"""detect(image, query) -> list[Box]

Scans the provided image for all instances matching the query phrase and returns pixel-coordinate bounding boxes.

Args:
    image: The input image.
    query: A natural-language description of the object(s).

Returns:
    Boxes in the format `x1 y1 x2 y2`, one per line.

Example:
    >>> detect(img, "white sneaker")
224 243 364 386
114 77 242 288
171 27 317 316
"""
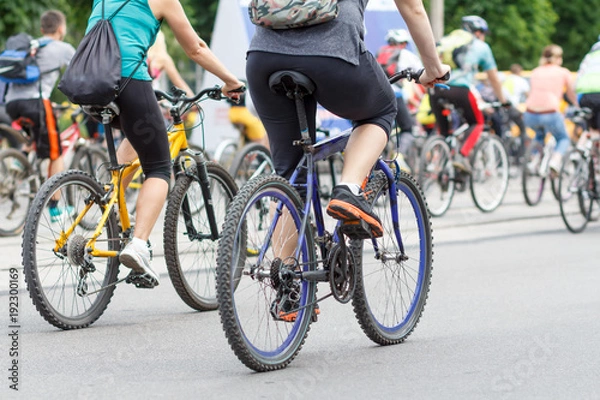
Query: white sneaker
119 238 159 285
548 152 563 175
452 153 472 174
527 153 541 175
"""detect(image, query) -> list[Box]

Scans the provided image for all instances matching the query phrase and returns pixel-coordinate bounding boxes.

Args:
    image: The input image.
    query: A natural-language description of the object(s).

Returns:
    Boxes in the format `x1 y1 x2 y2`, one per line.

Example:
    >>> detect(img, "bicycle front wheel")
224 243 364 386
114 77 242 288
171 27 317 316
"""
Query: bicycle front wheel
216 174 317 372
418 136 455 217
163 162 237 311
352 170 433 344
558 149 594 233
228 142 274 187
22 170 120 329
0 148 35 236
470 135 509 212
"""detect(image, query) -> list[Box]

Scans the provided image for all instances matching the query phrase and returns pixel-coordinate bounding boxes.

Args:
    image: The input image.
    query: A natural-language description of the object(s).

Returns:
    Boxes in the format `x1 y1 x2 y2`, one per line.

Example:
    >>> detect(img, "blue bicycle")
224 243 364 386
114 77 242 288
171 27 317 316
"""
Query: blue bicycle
216 69 434 371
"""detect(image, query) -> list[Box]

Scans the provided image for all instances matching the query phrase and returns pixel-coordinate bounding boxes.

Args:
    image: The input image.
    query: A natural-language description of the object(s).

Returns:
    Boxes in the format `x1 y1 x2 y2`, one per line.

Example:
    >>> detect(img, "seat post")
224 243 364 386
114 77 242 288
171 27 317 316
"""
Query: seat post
100 110 119 168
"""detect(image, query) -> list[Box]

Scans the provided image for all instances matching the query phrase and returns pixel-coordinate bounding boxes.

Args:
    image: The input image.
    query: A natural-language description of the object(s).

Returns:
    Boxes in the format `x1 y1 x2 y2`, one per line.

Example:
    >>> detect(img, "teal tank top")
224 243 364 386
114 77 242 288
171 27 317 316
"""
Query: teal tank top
87 0 161 81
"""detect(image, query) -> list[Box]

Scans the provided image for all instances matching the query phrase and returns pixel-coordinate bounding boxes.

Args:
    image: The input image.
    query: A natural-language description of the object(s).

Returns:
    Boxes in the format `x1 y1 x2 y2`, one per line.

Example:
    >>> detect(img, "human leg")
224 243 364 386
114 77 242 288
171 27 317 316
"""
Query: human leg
115 80 171 281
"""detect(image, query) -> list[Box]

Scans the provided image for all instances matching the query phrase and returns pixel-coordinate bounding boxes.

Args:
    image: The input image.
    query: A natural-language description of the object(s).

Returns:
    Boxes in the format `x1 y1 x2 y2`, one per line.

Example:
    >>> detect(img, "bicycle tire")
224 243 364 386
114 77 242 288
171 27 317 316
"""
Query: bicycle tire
0 148 36 237
351 170 433 345
163 162 237 311
521 140 546 206
228 142 274 186
213 139 238 170
470 135 509 212
0 123 26 150
22 170 120 329
418 136 455 217
558 149 594 233
70 144 110 182
216 174 317 372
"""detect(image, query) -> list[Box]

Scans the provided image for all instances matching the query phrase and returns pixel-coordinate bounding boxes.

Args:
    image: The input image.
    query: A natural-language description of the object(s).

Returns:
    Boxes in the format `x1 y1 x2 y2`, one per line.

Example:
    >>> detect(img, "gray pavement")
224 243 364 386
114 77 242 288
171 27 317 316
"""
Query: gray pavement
0 175 570 291
1 175 599 399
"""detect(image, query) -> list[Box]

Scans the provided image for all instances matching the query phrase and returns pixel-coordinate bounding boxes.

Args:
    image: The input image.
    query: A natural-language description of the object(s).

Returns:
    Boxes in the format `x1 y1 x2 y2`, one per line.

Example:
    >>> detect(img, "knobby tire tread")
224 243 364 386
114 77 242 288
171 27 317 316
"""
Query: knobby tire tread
22 170 119 329
163 162 237 311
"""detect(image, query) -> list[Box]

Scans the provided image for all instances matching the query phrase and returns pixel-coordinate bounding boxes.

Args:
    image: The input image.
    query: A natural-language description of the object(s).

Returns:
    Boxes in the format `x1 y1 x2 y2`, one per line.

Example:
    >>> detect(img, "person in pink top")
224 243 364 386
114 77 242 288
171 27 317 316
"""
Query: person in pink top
523 44 578 172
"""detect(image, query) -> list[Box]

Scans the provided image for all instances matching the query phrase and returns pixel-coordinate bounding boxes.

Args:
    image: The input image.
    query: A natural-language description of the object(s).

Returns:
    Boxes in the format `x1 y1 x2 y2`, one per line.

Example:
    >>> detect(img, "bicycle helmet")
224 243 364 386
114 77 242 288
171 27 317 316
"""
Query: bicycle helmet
461 15 489 34
385 29 411 45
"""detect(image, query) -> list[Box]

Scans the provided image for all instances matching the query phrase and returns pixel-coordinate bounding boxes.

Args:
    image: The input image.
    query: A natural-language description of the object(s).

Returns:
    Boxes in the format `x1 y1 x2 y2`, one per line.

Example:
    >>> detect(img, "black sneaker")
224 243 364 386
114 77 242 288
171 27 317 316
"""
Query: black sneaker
326 185 383 238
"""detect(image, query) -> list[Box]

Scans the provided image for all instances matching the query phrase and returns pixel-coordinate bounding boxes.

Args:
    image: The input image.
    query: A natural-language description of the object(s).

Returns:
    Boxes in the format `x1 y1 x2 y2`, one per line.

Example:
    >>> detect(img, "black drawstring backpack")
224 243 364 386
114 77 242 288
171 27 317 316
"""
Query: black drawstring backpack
58 0 146 106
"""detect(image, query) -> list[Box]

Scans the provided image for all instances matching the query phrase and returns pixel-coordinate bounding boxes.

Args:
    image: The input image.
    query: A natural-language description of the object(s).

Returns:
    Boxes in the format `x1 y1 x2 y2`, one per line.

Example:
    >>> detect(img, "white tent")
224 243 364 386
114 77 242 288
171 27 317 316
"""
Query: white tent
193 0 409 152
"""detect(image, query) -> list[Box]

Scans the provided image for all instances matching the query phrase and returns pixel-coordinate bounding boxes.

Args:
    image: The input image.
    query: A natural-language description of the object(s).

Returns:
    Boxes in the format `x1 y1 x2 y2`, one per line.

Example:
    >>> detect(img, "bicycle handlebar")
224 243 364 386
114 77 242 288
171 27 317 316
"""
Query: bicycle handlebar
154 85 226 104
389 68 451 87
154 85 247 105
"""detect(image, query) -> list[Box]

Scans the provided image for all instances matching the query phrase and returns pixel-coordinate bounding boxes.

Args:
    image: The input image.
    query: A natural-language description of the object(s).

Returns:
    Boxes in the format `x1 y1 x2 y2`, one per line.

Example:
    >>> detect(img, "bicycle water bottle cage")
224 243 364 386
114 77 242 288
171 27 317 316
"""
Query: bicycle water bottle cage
268 71 315 100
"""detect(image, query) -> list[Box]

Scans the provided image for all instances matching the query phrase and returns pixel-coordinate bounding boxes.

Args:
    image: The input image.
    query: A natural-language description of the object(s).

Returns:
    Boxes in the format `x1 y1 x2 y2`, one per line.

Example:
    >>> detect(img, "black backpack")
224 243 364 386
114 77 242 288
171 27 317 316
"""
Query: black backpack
58 0 145 106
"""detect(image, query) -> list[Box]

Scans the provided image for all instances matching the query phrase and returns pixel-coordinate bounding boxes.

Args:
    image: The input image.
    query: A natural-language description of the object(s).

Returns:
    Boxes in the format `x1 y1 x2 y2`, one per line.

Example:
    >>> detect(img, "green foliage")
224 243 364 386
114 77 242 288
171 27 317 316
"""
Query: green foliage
551 0 600 70
443 0 557 71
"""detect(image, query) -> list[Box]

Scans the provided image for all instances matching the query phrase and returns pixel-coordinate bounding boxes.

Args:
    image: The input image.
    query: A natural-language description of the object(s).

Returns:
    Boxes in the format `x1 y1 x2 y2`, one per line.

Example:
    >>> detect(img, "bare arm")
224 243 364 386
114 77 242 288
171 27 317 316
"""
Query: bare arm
149 0 243 97
394 0 450 87
486 68 507 104
565 73 578 106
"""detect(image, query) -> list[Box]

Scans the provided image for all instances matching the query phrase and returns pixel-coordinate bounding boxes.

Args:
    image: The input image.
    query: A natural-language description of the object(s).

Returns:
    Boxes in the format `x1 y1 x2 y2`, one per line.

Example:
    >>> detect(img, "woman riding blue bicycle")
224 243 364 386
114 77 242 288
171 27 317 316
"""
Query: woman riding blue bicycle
246 0 450 239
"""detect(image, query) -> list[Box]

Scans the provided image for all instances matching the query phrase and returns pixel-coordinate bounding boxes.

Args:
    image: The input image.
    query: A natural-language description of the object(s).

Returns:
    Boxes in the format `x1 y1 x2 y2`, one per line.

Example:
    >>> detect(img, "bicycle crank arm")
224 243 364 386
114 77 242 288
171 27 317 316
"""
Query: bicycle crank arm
80 275 129 297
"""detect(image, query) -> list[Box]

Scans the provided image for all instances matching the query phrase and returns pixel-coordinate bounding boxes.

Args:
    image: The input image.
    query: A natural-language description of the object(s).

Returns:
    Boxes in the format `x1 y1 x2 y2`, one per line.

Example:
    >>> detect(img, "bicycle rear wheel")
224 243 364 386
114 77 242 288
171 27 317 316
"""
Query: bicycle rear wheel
216 175 316 371
351 170 433 344
22 170 120 329
558 149 594 233
470 135 509 212
228 142 274 187
163 162 237 311
0 148 35 236
521 140 546 206
418 136 455 217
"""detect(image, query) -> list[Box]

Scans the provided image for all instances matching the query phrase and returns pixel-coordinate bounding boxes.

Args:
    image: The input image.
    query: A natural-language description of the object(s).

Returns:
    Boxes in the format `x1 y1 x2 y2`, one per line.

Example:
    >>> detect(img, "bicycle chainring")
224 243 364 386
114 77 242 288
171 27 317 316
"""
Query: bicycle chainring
328 243 355 304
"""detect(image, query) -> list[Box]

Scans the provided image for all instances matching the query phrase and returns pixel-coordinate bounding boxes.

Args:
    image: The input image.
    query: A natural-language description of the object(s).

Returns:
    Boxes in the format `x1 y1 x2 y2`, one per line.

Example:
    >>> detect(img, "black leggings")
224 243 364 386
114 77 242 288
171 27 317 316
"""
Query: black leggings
111 79 171 183
246 51 397 181
579 93 600 130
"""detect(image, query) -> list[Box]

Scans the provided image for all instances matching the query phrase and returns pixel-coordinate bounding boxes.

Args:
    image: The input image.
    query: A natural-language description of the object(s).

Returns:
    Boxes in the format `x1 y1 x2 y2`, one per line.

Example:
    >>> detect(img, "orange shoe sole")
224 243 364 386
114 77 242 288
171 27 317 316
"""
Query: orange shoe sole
326 200 383 237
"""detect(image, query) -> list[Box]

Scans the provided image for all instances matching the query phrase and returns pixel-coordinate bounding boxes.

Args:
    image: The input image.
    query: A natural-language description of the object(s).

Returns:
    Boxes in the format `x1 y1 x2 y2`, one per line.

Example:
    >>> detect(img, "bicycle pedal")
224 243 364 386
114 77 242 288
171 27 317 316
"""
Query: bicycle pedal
125 272 159 289
339 219 372 239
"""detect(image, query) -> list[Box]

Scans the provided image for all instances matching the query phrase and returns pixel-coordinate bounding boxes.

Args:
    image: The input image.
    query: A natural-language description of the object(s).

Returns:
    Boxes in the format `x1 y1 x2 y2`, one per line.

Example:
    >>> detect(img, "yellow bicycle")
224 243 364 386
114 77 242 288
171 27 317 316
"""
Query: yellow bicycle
22 86 238 330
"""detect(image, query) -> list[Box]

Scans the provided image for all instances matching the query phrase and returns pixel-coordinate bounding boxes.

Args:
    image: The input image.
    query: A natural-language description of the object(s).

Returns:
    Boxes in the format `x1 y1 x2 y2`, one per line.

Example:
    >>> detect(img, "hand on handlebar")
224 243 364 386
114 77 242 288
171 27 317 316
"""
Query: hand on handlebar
222 81 246 104
417 64 452 88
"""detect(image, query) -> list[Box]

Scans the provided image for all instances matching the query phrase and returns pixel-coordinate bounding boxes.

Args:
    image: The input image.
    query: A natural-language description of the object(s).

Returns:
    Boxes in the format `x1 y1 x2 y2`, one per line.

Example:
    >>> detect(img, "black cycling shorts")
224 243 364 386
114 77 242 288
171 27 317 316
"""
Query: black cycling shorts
579 93 600 130
246 51 397 181
111 79 171 183
6 98 61 160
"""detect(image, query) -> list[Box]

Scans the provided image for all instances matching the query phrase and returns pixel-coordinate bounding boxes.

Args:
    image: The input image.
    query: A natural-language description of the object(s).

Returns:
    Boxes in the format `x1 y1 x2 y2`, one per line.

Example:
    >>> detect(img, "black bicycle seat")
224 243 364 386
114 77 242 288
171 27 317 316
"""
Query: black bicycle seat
82 102 120 121
268 71 316 99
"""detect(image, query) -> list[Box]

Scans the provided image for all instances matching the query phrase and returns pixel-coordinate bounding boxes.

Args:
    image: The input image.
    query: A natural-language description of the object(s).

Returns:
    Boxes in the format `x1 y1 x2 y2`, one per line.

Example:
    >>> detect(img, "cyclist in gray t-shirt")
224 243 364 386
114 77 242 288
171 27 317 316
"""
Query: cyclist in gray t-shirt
5 10 75 172
246 0 450 236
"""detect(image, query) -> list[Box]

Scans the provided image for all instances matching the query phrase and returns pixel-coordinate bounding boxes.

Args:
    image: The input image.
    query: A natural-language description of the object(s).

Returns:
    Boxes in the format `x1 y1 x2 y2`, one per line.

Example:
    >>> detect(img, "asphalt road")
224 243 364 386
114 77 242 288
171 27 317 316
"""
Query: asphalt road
1 177 599 399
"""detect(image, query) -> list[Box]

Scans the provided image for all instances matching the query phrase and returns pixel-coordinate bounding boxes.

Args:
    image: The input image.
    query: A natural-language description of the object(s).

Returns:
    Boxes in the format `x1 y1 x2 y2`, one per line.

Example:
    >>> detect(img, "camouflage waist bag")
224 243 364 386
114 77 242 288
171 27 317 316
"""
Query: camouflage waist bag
248 0 339 30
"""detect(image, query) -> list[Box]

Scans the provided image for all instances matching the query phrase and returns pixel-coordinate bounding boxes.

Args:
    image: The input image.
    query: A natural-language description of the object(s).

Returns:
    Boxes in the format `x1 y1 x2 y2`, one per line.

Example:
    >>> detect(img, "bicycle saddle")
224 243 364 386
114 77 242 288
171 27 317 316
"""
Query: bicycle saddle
268 71 315 99
82 102 120 122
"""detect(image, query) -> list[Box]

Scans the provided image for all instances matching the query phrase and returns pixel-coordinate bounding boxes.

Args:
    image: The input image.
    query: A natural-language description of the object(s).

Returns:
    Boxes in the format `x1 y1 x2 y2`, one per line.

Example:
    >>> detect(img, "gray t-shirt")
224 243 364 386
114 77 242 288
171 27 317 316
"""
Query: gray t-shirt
5 39 75 102
248 0 368 66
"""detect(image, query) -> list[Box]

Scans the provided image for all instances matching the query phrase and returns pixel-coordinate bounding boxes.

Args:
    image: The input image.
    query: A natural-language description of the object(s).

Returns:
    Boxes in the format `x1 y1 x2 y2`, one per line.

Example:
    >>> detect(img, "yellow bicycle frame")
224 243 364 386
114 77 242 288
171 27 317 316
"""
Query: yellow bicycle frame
53 120 190 258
